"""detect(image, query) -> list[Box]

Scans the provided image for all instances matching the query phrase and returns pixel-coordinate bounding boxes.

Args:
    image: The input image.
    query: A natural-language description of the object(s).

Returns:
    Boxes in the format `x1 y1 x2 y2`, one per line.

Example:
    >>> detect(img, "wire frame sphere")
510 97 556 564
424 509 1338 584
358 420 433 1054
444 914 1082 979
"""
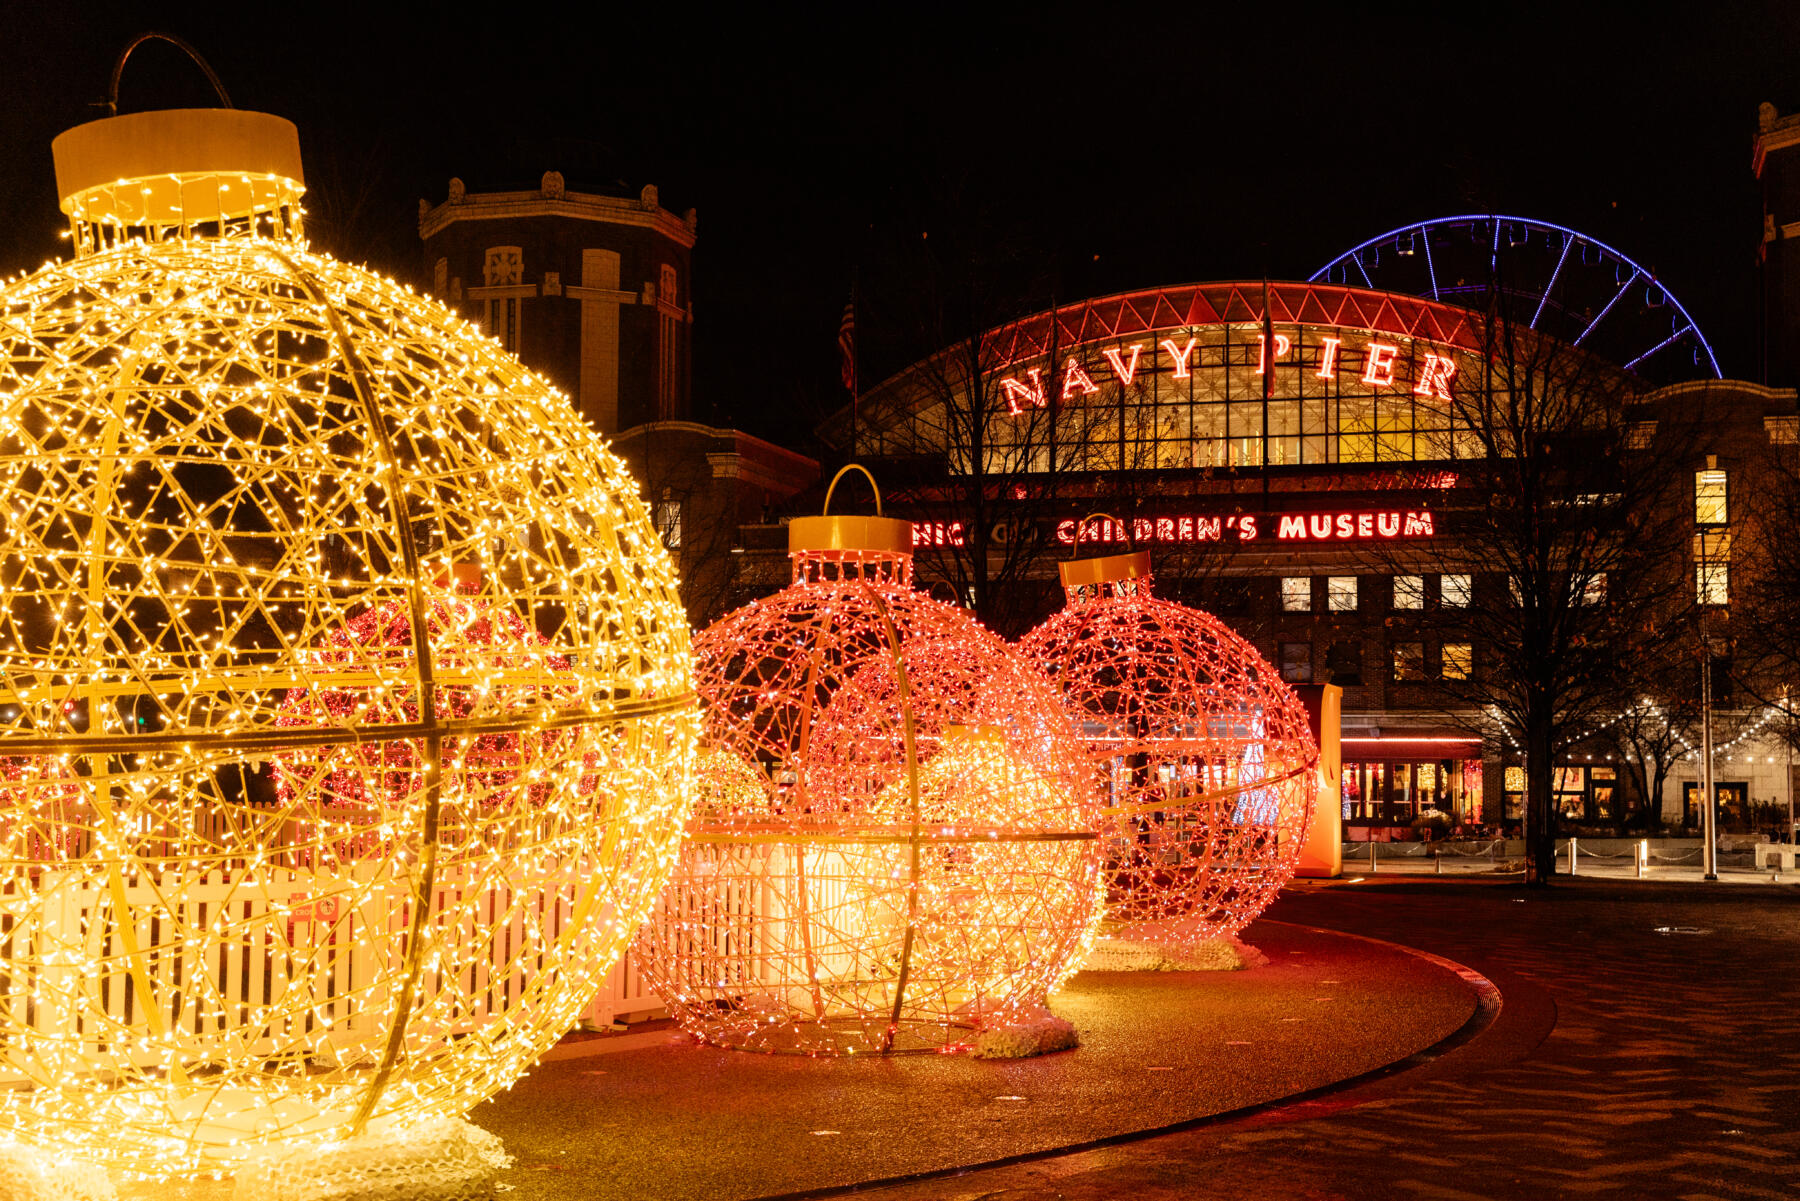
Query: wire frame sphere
0 118 695 1177
634 511 1104 1055
1018 553 1317 946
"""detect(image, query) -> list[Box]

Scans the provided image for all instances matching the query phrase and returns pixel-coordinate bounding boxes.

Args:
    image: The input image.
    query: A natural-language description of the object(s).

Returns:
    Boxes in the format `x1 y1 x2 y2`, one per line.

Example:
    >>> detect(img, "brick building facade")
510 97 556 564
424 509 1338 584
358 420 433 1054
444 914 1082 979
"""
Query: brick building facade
420 172 695 435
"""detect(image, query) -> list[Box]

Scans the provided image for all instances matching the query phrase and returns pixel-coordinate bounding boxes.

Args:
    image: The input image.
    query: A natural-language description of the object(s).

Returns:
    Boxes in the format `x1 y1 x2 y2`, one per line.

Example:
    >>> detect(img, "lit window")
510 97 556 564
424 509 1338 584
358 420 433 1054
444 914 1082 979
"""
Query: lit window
1626 421 1657 450
1695 531 1730 605
1280 642 1312 683
1766 416 1798 445
433 257 447 295
1442 643 1472 680
1505 766 1525 793
1580 573 1606 605
1393 575 1424 610
1392 641 1426 682
1327 640 1362 685
655 495 683 550
1695 469 1728 526
1328 576 1358 611
1440 574 1471 607
1281 577 1311 612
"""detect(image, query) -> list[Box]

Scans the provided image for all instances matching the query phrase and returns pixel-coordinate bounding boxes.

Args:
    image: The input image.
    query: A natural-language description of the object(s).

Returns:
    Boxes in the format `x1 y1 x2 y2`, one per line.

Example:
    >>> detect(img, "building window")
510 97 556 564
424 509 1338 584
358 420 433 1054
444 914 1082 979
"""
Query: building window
1327 576 1358 611
1280 642 1312 683
1393 575 1424 610
485 296 521 353
1580 573 1606 605
1326 641 1362 686
1442 642 1472 680
482 246 526 353
1766 415 1798 445
657 264 682 420
1392 641 1426 682
655 492 683 550
1281 577 1311 612
1695 469 1728 526
1626 421 1657 450
1696 531 1731 605
1440 573 1471 607
432 257 447 295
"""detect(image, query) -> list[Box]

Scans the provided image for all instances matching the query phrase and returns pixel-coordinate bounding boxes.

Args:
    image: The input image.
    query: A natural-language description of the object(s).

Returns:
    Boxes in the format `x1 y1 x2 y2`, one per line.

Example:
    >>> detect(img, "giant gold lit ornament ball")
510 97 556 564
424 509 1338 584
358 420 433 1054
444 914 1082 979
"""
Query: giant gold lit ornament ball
633 471 1105 1055
0 104 696 1178
1020 537 1317 951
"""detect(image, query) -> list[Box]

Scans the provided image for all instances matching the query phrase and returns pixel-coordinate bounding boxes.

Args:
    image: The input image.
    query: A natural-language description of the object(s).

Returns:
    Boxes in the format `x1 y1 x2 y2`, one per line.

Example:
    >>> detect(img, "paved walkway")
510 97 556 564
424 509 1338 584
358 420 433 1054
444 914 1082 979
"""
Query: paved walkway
470 920 1478 1200
852 877 1800 1201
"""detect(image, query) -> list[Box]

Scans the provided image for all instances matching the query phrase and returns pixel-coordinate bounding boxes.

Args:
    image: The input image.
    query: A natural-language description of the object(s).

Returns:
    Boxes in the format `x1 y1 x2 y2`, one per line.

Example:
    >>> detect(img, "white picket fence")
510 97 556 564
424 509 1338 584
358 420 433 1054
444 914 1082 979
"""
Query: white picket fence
0 861 666 1082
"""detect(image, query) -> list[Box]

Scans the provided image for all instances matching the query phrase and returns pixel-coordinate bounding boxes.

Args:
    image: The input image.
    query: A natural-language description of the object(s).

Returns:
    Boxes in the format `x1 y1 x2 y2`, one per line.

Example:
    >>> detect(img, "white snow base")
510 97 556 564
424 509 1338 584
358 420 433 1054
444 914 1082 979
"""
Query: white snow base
230 1118 511 1201
957 998 1080 1060
1082 932 1269 973
0 1140 114 1201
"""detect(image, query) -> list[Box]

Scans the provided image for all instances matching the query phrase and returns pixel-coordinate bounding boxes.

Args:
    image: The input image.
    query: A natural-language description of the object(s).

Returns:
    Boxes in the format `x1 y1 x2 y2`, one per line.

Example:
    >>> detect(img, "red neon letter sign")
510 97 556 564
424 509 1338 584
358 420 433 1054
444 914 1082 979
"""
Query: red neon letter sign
1061 357 1099 400
1362 342 1399 387
1256 333 1292 375
1160 336 1198 379
1001 368 1046 415
1102 342 1144 387
1414 353 1457 400
1316 336 1341 379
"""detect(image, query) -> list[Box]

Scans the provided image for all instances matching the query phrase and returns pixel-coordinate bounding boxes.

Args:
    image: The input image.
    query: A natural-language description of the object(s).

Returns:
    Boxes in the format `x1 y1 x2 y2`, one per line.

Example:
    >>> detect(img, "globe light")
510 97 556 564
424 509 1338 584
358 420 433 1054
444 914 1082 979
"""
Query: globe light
0 104 696 1179
633 469 1103 1055
1019 539 1317 954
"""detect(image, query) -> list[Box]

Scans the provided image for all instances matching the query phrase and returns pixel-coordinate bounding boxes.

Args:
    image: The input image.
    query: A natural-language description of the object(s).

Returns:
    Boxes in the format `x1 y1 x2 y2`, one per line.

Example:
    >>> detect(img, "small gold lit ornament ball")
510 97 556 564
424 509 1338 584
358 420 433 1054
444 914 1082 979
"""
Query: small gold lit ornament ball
0 106 696 1178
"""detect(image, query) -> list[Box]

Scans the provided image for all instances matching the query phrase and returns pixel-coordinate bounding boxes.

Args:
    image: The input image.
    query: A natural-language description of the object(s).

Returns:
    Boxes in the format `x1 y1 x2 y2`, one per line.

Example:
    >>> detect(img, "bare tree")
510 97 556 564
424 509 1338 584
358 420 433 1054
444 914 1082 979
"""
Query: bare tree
1606 691 1700 835
1403 290 1704 884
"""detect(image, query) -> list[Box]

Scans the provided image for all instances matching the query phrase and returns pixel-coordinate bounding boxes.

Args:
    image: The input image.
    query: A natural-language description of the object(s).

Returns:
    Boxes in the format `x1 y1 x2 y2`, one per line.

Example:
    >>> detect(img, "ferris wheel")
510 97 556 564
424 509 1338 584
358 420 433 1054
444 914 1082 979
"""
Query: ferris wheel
1311 214 1721 385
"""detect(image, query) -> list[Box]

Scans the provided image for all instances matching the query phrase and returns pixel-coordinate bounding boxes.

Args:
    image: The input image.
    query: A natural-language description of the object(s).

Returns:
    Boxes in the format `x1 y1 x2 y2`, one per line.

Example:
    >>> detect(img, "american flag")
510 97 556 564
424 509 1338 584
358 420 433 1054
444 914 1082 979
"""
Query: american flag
837 298 856 394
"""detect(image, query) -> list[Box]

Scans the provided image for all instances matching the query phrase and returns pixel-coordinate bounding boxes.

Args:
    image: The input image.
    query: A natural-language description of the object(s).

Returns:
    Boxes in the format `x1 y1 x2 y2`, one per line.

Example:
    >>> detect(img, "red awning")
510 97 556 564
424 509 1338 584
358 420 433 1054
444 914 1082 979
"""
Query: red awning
1339 736 1483 762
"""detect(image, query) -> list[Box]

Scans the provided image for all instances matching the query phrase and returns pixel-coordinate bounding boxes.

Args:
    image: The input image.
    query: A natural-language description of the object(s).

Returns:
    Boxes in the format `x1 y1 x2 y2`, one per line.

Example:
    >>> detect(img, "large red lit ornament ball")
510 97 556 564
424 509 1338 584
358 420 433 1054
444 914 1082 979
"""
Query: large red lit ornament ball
1019 547 1318 950
634 487 1105 1054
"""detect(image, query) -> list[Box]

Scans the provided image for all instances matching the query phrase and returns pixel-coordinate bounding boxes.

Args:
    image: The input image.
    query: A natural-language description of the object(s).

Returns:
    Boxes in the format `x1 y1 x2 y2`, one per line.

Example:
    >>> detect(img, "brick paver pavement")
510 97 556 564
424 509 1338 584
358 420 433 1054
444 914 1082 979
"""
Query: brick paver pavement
838 878 1800 1201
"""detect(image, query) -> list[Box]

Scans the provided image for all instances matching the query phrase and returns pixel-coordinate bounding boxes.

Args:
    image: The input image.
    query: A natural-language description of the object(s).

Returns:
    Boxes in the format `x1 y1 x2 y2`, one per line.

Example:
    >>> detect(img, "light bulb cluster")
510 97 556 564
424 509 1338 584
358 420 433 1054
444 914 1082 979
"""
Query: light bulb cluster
0 215 696 1179
1019 569 1318 947
632 541 1104 1055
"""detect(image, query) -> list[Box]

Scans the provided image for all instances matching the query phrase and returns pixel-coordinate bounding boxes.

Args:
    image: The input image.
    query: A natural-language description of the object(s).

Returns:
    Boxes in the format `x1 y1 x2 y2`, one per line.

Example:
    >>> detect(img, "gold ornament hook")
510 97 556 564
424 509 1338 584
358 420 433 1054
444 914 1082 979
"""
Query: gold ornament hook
790 463 911 555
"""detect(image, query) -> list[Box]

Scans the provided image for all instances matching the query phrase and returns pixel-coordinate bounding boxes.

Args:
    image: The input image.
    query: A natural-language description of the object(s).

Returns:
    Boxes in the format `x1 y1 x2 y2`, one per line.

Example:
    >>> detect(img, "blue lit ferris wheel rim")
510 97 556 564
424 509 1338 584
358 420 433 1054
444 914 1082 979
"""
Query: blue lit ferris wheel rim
1310 214 1721 380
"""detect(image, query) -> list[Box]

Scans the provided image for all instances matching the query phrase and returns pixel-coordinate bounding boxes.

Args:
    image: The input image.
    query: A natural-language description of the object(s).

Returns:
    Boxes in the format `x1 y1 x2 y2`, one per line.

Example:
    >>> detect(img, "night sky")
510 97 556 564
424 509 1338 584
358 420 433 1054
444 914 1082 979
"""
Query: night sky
5 3 1799 450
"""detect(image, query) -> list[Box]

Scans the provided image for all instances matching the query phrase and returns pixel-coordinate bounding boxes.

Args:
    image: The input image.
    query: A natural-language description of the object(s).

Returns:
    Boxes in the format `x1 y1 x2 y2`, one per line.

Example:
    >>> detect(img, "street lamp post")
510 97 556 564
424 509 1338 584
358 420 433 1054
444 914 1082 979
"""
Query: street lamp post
1700 630 1719 882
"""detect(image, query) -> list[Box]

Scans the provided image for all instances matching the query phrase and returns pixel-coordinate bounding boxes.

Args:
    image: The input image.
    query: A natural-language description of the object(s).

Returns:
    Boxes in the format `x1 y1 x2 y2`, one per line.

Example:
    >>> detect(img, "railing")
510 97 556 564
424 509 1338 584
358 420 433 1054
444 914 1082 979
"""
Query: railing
0 860 661 1083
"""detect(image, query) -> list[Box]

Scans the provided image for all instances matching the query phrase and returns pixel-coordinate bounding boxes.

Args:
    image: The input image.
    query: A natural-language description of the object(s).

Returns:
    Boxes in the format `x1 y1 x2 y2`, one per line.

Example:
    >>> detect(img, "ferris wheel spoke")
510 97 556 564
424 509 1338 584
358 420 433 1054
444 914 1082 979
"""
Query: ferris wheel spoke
1572 268 1639 348
1531 234 1576 330
1623 324 1695 372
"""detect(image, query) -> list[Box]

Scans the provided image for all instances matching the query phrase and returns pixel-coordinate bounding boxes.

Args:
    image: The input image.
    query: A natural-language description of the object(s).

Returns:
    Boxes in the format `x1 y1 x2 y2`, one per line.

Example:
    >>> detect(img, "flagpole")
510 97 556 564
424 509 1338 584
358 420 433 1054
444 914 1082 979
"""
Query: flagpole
851 277 859 459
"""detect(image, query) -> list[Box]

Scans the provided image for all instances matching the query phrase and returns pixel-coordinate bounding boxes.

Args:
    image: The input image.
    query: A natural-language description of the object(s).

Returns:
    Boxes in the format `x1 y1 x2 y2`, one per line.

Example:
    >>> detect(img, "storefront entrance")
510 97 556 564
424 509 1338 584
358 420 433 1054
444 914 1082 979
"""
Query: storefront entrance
1683 781 1750 831
1341 757 1483 837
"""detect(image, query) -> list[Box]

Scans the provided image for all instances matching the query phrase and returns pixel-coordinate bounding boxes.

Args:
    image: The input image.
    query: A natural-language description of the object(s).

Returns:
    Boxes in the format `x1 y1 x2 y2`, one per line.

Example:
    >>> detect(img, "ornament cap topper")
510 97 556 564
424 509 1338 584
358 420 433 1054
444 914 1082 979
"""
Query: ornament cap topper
1059 550 1152 589
53 108 305 233
788 464 912 556
1058 513 1151 590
